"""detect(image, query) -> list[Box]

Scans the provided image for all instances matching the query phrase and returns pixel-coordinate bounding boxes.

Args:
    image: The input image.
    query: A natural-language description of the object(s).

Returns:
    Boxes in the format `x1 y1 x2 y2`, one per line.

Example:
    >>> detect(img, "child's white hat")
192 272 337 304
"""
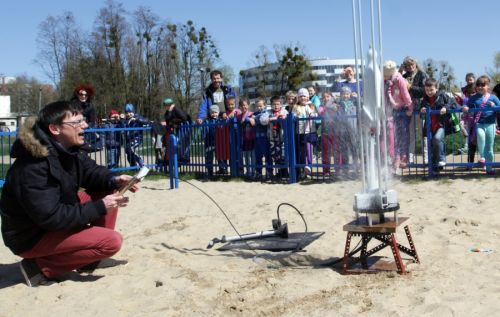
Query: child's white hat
297 88 309 98
210 105 220 113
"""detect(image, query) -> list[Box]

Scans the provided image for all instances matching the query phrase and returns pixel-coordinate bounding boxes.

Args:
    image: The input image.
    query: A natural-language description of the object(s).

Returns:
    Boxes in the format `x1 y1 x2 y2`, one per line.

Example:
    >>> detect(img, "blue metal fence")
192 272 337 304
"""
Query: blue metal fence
1 110 499 188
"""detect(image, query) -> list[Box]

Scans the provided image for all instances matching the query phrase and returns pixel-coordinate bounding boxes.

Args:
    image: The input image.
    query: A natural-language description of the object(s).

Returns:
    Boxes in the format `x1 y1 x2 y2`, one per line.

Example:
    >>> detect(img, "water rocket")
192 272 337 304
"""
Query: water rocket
351 0 399 225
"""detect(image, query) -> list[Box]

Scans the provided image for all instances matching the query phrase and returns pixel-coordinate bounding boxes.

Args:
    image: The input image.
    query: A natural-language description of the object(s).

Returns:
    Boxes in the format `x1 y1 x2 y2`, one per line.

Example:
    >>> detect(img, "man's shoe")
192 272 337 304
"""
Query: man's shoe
19 259 55 287
438 161 446 167
76 259 128 274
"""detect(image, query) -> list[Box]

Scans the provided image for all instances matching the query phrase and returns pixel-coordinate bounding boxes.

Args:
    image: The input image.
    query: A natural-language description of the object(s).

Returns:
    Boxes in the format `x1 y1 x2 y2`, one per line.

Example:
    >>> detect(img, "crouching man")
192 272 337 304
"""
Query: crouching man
0 101 139 287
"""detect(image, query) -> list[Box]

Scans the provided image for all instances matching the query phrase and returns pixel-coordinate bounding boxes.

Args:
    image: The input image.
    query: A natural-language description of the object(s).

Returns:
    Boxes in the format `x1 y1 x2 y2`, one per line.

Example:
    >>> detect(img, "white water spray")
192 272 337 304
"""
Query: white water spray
352 0 399 225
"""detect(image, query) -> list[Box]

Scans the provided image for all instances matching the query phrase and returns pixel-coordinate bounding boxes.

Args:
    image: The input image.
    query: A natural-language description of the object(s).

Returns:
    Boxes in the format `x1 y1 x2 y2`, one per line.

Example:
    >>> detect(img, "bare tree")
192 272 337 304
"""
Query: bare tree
243 43 312 97
128 6 165 118
35 12 81 93
275 44 312 94
34 3 220 120
486 51 500 84
90 0 129 113
165 20 220 116
6 76 57 115
423 58 455 91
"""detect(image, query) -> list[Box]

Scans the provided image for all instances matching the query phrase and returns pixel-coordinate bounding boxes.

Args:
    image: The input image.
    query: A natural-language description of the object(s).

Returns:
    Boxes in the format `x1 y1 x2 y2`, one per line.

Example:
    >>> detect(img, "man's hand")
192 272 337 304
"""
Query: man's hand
103 192 129 210
440 107 447 115
196 118 204 124
114 175 140 193
462 106 469 113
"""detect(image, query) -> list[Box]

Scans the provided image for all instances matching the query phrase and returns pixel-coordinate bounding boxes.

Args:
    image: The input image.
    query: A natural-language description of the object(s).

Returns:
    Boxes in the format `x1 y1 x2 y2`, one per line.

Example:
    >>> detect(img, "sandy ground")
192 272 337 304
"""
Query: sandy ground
0 176 499 317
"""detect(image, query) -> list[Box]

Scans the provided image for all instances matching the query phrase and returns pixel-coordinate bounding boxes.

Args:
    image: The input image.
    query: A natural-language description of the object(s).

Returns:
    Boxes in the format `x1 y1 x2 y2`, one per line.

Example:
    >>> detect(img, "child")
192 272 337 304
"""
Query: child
252 97 273 179
463 75 500 175
284 90 297 114
236 98 255 178
319 92 339 176
151 120 167 172
103 109 123 169
294 88 318 176
123 103 148 168
222 95 242 120
205 105 221 177
419 78 459 169
336 86 359 171
453 73 476 155
216 95 240 174
459 83 477 166
307 86 321 111
266 95 289 179
383 60 413 170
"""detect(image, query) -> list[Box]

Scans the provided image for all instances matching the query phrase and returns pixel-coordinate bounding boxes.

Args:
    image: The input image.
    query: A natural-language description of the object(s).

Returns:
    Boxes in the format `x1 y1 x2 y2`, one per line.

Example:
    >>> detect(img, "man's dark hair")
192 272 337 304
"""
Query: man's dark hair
270 95 281 104
465 72 475 80
210 70 223 79
37 101 82 133
424 78 438 88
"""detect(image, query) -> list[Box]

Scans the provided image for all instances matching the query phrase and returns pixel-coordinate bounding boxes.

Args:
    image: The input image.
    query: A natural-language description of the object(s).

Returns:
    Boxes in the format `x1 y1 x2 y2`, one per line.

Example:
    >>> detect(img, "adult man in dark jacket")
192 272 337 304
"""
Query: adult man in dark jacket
164 98 191 162
196 70 235 124
0 101 138 287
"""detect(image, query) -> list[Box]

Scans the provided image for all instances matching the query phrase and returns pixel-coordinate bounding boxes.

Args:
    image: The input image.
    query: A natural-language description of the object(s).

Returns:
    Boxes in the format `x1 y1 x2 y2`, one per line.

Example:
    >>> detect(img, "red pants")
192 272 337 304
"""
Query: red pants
321 133 341 174
19 191 123 278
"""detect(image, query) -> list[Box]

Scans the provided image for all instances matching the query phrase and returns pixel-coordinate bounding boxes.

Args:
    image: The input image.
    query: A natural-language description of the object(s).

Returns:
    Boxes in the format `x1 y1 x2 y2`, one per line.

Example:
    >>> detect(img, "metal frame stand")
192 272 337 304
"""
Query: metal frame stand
341 217 419 274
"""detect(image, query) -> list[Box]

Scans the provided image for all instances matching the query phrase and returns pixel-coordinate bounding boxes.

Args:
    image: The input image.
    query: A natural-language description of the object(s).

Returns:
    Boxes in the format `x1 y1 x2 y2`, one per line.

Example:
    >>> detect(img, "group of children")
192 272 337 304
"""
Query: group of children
383 62 500 174
455 74 500 174
100 104 149 169
203 85 362 180
203 95 290 179
95 71 500 178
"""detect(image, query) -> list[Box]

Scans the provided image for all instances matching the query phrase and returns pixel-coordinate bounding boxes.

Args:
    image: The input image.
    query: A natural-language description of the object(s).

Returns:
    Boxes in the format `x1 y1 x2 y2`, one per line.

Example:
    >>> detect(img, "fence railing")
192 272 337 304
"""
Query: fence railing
1 109 499 187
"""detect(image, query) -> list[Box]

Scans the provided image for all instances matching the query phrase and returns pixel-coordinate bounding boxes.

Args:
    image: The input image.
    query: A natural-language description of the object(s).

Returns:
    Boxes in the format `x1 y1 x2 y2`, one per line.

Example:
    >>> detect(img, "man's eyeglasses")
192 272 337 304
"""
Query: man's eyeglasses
78 93 88 97
61 118 87 127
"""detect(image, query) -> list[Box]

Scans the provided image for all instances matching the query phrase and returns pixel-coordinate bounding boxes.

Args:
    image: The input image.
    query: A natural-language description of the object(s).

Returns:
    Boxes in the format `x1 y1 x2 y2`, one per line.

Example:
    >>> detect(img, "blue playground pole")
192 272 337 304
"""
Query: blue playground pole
169 134 179 189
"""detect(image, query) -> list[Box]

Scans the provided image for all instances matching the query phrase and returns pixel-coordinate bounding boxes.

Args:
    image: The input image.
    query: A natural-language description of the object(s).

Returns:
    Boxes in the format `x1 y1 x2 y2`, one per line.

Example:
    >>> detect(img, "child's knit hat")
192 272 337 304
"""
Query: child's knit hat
340 86 352 94
109 109 119 118
124 103 135 112
210 105 220 113
297 88 309 98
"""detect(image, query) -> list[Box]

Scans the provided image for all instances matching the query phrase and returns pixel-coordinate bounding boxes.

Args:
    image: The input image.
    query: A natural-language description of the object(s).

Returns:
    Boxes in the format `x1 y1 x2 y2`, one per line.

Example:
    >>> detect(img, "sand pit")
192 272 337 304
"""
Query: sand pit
1 177 499 316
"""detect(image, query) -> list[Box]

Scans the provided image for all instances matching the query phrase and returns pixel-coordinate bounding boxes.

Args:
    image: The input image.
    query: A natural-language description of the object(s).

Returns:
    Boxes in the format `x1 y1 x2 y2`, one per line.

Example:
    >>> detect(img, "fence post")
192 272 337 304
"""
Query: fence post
426 108 433 178
287 113 297 183
169 134 179 189
230 117 239 177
